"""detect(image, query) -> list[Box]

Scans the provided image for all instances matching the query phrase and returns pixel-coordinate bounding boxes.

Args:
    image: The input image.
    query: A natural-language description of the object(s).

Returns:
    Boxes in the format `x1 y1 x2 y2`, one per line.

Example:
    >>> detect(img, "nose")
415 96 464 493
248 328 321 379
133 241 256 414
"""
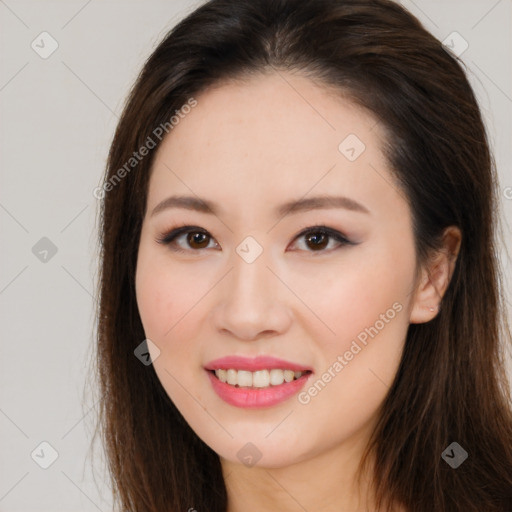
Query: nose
211 248 293 341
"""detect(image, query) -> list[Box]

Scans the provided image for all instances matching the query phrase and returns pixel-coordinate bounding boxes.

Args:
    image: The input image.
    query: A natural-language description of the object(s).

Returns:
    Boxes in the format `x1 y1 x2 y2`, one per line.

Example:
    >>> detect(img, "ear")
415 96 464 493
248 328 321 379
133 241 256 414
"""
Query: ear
409 226 462 324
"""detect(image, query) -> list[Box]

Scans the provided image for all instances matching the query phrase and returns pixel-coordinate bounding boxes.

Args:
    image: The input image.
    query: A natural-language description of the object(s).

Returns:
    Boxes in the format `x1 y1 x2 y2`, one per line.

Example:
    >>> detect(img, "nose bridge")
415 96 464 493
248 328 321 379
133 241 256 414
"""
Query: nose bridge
212 236 292 339
230 239 275 304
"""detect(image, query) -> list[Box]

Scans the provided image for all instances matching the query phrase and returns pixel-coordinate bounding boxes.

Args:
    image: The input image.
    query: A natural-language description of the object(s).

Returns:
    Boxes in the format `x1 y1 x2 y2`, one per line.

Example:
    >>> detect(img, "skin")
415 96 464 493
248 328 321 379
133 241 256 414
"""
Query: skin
135 70 461 512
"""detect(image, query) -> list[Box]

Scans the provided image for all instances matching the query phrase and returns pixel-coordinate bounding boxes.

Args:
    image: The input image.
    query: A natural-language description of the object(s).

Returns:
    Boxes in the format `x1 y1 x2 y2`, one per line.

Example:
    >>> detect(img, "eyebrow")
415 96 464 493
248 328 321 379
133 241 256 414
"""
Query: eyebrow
150 194 371 218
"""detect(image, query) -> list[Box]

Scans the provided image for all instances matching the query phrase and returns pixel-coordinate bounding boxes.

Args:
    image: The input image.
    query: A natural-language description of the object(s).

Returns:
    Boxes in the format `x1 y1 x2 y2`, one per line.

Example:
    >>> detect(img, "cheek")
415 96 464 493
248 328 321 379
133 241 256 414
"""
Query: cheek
135 254 204 400
290 248 412 352
293 279 409 453
135 250 226 443
136 266 174 339
136 244 202 339
135 257 200 374
290 244 412 416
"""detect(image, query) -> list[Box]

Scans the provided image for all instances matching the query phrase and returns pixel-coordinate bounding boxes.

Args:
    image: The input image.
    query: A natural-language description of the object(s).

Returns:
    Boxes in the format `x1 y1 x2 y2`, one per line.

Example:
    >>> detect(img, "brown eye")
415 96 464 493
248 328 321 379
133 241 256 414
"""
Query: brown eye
157 224 354 255
156 225 218 253
187 231 210 249
304 232 329 251
291 226 353 253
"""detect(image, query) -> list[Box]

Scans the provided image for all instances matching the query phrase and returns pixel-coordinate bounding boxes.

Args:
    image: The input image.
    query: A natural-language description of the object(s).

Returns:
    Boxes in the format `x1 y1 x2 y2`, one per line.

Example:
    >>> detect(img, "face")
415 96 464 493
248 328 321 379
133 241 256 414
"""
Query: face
135 71 419 469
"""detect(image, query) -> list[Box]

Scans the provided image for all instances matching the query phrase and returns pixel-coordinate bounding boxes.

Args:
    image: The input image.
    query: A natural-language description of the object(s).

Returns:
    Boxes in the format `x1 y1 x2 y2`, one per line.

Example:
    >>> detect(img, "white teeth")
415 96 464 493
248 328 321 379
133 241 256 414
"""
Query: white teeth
237 370 253 387
269 369 284 385
227 369 237 385
284 370 294 382
214 368 307 388
252 370 269 388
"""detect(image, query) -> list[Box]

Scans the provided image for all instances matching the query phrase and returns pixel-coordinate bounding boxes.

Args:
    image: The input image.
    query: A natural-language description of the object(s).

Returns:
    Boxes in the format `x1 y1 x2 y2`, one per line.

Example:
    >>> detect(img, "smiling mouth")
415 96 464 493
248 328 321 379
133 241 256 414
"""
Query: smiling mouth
209 368 312 388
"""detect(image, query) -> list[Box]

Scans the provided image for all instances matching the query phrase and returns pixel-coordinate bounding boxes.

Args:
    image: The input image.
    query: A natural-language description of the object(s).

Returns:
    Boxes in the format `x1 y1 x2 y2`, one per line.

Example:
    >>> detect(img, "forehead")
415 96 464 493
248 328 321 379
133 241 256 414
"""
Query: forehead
147 71 397 219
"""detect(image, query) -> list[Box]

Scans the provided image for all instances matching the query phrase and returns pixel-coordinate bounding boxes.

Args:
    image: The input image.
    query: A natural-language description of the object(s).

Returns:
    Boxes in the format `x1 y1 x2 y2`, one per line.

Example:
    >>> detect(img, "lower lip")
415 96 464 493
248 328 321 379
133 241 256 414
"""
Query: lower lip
206 370 312 409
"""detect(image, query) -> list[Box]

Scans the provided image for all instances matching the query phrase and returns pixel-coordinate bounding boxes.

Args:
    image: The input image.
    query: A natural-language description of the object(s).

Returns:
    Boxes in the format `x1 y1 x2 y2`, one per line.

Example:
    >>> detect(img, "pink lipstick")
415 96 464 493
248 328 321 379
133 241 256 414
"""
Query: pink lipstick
204 355 313 409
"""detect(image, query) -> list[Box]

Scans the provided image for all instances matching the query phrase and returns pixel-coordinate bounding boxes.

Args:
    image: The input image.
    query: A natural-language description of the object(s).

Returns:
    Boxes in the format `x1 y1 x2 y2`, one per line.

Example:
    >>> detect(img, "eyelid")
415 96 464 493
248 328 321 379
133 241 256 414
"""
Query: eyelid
293 224 352 244
155 224 217 251
155 223 356 253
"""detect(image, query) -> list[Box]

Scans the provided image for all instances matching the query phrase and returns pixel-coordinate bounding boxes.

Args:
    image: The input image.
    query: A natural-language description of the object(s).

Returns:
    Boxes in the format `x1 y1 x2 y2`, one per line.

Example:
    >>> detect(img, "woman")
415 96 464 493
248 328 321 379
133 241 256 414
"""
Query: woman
92 0 512 510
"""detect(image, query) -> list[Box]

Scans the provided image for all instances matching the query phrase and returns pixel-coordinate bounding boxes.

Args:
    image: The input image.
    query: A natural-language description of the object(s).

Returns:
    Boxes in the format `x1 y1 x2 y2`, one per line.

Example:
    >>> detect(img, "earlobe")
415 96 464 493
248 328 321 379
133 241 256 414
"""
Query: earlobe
409 226 461 324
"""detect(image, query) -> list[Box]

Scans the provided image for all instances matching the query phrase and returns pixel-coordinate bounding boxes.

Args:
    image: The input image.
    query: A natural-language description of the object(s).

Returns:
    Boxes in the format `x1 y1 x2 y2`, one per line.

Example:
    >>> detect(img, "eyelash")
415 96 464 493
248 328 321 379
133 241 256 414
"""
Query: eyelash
155 223 356 255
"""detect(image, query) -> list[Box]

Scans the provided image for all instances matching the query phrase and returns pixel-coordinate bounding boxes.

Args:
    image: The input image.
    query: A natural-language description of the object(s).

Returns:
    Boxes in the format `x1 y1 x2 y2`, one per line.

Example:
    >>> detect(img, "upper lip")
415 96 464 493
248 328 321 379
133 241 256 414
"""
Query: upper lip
204 355 313 373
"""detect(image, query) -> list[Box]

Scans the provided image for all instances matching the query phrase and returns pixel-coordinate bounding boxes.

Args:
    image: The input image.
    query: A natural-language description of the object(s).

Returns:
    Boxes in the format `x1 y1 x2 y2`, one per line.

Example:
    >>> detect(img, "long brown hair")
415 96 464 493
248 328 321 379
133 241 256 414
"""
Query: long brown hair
90 0 512 510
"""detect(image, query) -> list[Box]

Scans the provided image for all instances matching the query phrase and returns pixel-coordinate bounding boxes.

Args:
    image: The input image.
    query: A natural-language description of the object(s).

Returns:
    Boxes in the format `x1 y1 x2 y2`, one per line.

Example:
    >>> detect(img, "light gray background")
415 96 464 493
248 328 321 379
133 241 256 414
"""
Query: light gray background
1 1 511 510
